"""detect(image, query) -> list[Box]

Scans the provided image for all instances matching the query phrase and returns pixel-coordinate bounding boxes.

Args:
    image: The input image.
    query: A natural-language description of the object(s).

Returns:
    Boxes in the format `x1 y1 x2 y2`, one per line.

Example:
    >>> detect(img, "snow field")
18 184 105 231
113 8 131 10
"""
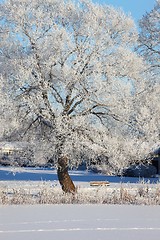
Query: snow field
0 167 160 205
0 205 160 240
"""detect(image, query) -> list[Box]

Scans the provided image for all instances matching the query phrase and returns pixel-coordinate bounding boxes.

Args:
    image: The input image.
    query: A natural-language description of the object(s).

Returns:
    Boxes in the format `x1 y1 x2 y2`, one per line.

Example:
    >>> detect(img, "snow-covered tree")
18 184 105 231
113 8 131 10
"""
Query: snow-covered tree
135 0 160 157
1 0 156 192
138 0 160 74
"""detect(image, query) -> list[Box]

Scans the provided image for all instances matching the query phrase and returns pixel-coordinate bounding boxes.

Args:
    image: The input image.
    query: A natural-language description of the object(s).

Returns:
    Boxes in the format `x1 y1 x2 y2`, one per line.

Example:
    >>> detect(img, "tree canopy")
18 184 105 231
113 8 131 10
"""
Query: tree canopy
0 0 159 180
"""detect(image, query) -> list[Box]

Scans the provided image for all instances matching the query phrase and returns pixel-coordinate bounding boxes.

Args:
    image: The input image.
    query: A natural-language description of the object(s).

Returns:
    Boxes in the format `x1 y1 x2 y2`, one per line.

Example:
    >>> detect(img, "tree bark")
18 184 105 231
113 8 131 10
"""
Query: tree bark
57 155 76 194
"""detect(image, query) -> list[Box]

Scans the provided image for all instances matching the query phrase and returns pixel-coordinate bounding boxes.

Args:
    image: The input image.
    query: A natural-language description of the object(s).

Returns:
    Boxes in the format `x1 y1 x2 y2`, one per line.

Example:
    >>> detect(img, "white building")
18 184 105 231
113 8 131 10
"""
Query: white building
0 141 31 166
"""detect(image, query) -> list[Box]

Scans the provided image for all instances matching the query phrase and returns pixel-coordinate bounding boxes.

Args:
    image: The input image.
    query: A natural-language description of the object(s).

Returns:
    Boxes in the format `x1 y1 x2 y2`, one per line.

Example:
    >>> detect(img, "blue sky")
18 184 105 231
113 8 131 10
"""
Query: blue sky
93 0 155 23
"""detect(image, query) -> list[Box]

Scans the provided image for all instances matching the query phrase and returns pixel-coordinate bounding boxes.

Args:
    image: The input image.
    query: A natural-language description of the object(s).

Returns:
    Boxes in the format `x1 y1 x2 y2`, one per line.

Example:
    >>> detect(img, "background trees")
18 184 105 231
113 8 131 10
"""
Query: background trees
138 0 160 73
0 0 159 191
135 0 160 156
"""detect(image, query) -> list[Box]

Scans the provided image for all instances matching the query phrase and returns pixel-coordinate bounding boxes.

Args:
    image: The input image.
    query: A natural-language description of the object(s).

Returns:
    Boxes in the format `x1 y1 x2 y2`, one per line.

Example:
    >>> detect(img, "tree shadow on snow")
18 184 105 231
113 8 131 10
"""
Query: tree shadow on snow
0 167 159 183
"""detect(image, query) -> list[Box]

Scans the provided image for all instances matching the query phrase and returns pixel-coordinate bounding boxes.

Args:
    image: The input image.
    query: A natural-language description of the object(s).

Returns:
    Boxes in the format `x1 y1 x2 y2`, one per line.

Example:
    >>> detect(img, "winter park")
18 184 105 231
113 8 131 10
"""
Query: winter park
0 0 160 239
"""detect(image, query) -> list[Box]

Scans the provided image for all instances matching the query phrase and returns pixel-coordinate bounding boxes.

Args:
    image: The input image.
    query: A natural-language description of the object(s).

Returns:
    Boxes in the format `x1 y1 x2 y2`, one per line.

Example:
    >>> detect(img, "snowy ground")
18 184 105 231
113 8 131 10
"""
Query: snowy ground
0 166 159 184
1 204 160 240
0 167 160 239
0 167 160 204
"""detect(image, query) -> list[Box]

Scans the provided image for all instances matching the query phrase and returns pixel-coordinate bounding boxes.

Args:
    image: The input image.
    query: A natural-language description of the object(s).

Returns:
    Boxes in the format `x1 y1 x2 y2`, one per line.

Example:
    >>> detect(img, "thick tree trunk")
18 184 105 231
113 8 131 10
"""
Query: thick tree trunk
57 155 76 194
